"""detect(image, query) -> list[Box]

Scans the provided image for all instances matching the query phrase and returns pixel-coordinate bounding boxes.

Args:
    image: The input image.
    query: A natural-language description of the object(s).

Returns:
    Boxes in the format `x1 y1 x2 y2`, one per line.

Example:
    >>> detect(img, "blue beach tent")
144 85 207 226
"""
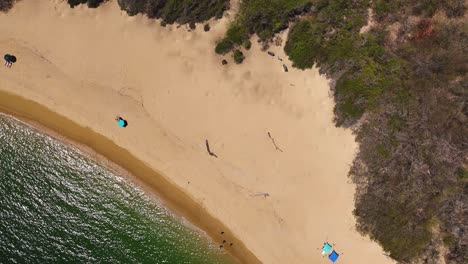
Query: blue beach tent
328 250 340 263
322 242 332 255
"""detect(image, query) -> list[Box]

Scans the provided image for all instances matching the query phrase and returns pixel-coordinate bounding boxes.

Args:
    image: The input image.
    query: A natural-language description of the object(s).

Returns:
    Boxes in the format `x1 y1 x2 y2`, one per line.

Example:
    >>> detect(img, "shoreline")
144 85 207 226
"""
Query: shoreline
0 1 395 263
0 90 259 264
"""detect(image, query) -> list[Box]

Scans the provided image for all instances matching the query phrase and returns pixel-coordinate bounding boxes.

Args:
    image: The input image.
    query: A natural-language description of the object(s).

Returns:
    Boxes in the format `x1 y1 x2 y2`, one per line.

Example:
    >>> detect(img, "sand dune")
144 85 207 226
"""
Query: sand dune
0 1 394 263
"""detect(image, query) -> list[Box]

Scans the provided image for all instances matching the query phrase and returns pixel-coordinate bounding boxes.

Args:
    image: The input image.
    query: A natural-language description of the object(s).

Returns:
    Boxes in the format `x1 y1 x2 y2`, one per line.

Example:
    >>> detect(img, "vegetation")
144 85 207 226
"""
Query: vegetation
233 50 245 64
237 0 311 40
214 0 312 58
282 1 467 263
285 0 398 125
0 0 15 12
5 0 465 262
117 0 229 24
211 1 466 261
55 0 468 262
67 0 106 8
214 38 233 55
64 0 228 24
215 23 248 54
372 0 466 22
351 23 467 261
242 39 252 50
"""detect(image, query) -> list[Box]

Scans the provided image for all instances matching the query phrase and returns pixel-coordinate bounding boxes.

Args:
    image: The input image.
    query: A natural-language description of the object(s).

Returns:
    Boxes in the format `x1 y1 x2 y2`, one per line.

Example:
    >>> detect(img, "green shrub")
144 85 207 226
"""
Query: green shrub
356 192 434 261
233 50 245 64
456 168 468 181
240 0 311 40
443 234 456 247
242 39 252 50
214 0 311 54
284 20 322 69
215 24 248 54
334 77 367 123
226 24 248 45
215 39 234 55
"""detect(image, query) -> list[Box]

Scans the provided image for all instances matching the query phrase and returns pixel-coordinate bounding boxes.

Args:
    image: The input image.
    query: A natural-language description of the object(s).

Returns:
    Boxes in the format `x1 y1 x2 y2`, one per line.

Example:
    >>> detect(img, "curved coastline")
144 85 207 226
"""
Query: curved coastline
0 90 260 264
0 1 397 263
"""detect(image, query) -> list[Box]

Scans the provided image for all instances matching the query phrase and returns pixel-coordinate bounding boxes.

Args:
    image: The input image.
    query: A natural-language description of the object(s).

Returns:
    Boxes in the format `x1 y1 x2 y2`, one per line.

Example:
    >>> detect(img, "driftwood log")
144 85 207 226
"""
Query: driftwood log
205 139 218 158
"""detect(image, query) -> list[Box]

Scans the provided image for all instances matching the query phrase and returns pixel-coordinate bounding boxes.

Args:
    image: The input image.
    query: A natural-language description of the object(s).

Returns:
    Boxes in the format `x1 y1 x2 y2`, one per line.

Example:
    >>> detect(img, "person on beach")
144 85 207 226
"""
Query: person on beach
115 116 128 128
4 54 17 68
4 54 13 68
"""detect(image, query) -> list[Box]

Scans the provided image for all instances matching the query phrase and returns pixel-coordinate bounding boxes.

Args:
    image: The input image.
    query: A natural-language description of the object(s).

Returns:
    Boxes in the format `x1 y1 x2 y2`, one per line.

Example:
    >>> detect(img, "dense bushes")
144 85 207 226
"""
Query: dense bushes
238 0 311 40
284 0 389 125
213 2 466 260
400 22 467 264
215 0 312 58
117 0 228 24
372 0 466 22
217 3 464 262
284 20 322 69
352 26 468 259
0 0 15 12
283 1 467 263
65 0 229 27
215 23 248 54
67 0 106 8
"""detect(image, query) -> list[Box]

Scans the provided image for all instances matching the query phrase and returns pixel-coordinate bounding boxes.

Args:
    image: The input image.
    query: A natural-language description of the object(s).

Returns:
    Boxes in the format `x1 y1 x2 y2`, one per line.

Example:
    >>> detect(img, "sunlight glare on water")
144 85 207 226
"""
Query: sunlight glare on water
0 114 233 264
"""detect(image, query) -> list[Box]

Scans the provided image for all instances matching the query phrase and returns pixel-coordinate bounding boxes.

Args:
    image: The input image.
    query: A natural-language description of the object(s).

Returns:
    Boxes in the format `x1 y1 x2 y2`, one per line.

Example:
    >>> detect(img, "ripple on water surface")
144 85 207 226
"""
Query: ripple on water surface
0 115 233 264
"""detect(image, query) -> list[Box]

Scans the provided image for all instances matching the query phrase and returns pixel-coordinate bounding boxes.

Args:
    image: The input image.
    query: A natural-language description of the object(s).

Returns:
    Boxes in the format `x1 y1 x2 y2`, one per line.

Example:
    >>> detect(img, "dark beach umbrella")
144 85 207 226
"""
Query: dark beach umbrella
10 56 16 63
4 54 11 62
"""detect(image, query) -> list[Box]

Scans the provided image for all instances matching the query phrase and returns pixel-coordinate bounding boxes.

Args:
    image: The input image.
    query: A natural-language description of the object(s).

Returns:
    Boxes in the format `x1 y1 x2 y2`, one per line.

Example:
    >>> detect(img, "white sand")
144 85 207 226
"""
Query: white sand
0 1 394 263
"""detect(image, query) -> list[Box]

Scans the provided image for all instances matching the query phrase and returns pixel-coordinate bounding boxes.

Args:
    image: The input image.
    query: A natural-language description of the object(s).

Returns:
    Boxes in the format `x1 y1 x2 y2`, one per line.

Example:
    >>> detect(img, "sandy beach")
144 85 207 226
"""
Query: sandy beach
0 1 394 263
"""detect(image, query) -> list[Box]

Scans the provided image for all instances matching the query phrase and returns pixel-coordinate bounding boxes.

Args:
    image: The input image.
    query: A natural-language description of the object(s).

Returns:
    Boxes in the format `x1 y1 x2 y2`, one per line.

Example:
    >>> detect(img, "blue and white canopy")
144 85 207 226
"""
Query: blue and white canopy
322 242 332 255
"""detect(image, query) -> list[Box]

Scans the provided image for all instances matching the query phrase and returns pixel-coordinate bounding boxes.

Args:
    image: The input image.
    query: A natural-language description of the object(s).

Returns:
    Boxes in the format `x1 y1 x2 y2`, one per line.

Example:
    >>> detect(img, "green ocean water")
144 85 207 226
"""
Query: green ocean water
0 114 233 264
